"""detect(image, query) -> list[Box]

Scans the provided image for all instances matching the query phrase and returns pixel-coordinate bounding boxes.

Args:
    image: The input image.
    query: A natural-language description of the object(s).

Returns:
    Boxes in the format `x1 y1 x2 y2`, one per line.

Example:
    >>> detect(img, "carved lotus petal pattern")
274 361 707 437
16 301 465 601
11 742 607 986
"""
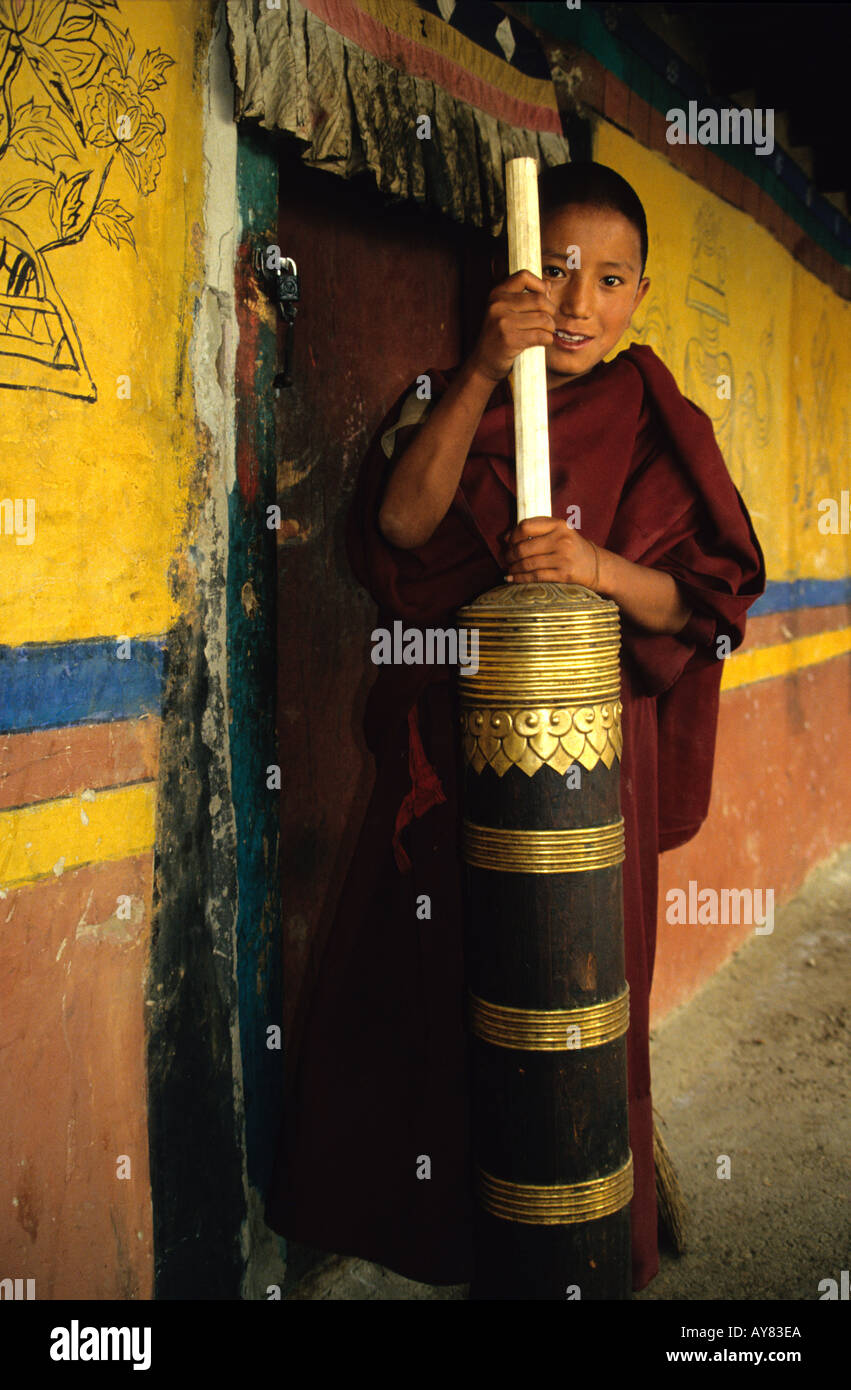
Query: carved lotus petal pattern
562 726 587 761
586 723 608 756
499 727 528 764
488 746 513 777
460 702 623 778
528 727 561 760
518 744 544 776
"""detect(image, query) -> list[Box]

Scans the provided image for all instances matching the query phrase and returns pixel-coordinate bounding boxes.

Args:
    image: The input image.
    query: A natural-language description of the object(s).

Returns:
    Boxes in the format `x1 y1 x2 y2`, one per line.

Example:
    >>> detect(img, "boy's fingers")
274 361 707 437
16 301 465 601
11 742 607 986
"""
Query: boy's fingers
505 536 555 561
508 569 564 583
508 517 561 539
508 553 560 573
508 269 548 292
506 540 565 567
507 294 554 315
509 306 555 321
495 278 552 304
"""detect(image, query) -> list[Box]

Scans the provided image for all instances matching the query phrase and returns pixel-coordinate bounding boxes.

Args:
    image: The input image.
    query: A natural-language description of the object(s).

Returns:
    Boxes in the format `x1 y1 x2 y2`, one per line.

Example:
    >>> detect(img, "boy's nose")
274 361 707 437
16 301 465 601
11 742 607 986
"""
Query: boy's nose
558 279 594 317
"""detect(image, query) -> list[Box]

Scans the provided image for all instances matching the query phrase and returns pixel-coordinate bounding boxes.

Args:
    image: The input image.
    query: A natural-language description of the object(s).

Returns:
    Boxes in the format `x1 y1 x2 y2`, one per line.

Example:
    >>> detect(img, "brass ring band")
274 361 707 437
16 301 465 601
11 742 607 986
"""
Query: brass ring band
459 642 620 650
460 647 620 658
460 676 621 701
460 636 620 653
462 665 620 676
460 686 622 706
476 1155 634 1224
461 622 620 636
462 818 625 873
469 985 629 1050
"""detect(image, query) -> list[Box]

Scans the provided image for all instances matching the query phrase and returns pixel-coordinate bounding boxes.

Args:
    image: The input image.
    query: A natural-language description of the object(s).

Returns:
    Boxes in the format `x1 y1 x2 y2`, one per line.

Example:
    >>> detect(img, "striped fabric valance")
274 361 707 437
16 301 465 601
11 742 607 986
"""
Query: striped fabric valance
225 0 570 233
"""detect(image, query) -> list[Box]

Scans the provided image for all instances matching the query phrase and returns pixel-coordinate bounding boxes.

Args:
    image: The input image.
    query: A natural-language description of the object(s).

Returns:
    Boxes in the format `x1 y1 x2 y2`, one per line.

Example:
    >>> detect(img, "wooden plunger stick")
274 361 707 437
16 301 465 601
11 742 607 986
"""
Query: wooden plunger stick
505 156 551 521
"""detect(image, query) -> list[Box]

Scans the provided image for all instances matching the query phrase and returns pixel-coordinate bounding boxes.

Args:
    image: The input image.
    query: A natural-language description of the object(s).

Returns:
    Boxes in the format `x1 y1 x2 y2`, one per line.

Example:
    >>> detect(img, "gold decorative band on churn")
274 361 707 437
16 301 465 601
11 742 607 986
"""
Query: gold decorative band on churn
457 581 622 706
462 819 625 873
469 985 629 1051
476 1154 634 1225
461 702 622 776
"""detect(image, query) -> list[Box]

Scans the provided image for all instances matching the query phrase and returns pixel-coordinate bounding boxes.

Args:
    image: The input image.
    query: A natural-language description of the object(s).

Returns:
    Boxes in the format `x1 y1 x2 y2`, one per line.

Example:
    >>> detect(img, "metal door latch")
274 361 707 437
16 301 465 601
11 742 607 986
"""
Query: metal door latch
254 246 299 388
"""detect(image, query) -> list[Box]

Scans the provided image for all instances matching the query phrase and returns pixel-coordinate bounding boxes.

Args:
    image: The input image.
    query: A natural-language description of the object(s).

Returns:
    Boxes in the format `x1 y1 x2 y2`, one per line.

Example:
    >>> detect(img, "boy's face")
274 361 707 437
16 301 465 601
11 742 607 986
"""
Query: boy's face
539 204 650 388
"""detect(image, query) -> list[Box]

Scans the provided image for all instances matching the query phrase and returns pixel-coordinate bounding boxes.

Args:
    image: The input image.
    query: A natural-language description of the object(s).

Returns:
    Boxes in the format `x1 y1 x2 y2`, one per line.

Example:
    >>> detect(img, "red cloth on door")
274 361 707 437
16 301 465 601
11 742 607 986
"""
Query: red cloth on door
265 343 766 1290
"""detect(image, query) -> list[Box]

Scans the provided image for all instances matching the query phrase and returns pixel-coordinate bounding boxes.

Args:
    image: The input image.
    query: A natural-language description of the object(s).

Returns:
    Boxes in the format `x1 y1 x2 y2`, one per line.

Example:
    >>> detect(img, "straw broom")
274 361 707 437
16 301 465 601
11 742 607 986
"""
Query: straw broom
654 1111 687 1254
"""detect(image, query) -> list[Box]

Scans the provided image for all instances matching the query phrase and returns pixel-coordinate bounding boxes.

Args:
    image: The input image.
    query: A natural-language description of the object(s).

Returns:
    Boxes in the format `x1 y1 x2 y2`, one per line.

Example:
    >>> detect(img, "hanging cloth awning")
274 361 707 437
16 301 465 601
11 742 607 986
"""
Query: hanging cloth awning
225 0 570 234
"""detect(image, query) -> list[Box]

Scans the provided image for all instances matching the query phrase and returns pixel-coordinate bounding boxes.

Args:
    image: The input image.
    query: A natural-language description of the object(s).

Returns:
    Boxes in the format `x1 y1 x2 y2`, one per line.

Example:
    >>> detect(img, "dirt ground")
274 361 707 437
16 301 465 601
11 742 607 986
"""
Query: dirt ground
284 844 851 1300
637 841 850 1301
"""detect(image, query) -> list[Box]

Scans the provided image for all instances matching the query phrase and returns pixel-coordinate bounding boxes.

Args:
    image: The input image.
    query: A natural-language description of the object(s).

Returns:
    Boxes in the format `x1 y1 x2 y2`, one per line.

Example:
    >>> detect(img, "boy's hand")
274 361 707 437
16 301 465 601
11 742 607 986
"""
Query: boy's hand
502 517 598 587
468 270 556 383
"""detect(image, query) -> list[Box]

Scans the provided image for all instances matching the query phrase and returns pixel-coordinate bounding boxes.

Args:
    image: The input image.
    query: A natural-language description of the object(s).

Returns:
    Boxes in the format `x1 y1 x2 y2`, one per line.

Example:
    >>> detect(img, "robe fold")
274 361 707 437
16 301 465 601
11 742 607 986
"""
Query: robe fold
265 343 766 1292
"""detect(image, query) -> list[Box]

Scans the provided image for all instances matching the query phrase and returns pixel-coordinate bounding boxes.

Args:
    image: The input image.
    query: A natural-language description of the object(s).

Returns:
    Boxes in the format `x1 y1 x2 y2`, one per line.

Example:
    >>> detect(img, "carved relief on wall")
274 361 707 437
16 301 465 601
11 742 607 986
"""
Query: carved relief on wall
682 202 771 498
793 308 850 521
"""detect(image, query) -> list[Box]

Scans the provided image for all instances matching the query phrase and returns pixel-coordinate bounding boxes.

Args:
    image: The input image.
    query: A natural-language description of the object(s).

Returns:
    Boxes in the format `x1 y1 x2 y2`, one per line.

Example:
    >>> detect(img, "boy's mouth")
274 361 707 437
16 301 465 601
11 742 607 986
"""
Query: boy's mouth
554 329 593 351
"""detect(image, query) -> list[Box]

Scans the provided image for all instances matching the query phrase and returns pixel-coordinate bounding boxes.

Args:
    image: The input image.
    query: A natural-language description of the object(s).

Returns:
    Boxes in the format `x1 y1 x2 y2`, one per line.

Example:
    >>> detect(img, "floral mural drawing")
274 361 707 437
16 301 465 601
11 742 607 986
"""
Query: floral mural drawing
0 0 173 400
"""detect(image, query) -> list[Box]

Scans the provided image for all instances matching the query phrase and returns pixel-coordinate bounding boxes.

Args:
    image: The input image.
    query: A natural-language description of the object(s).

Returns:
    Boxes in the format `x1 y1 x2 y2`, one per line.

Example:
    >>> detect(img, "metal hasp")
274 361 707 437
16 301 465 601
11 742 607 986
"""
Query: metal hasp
457 579 631 1299
253 246 299 388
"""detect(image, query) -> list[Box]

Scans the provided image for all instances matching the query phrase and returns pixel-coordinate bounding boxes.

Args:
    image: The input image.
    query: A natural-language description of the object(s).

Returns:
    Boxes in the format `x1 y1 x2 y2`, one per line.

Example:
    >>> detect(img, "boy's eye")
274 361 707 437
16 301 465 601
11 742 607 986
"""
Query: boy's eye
542 266 624 287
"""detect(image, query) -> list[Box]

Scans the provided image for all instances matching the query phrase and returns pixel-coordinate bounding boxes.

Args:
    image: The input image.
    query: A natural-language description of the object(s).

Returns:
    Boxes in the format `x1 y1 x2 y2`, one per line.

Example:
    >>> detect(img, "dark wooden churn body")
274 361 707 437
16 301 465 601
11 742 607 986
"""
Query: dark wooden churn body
457 580 631 1300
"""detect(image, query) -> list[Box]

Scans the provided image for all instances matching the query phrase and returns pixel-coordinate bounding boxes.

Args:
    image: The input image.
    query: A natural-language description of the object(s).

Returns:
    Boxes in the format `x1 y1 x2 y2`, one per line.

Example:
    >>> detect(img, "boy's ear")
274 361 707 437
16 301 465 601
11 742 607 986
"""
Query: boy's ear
633 275 651 312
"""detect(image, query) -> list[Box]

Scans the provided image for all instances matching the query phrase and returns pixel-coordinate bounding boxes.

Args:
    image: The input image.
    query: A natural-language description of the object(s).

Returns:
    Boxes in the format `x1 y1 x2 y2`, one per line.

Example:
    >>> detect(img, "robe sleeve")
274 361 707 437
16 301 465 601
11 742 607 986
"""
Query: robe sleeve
346 370 501 627
345 368 504 778
617 501 750 697
613 346 767 850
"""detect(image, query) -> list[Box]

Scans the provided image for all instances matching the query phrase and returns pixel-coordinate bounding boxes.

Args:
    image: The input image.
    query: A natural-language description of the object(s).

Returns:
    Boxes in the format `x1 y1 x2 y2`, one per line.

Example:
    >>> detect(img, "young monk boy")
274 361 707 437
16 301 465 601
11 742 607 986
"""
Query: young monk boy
266 161 766 1294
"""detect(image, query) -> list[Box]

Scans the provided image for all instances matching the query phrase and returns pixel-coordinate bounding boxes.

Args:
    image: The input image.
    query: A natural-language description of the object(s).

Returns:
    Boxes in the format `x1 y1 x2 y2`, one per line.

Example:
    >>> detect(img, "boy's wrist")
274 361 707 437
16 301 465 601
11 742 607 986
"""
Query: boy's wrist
461 355 508 396
594 544 617 598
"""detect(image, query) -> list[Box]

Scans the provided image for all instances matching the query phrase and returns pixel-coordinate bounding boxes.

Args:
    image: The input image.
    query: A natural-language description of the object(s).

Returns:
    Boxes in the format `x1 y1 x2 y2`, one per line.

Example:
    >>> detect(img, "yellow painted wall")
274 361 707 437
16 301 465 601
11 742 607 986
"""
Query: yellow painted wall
590 123 851 1022
0 0 212 1302
0 0 205 646
594 122 851 590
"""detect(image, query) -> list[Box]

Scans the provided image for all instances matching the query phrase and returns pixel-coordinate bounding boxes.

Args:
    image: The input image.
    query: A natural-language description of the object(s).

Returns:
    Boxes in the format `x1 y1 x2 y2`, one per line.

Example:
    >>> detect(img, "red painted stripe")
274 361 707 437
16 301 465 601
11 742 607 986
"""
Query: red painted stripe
738 603 851 653
302 0 562 134
0 853 154 1299
654 653 851 1022
0 853 154 936
0 718 160 812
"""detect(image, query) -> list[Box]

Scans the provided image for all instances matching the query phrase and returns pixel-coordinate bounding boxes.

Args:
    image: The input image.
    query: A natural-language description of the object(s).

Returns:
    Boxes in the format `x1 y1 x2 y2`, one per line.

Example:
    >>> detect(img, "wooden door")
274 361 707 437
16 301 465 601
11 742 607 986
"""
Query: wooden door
274 156 493 1070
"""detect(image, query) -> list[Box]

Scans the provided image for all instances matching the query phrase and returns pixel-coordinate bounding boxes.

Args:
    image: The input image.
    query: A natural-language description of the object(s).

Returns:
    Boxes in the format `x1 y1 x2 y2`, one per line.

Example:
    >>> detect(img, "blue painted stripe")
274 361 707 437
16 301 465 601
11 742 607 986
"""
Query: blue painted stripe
0 637 166 734
750 579 851 616
0 582 847 740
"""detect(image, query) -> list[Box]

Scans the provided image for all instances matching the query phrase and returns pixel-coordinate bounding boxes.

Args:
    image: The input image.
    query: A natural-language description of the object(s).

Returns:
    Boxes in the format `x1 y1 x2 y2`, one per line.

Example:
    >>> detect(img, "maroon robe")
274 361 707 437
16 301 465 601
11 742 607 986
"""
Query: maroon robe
265 343 766 1292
